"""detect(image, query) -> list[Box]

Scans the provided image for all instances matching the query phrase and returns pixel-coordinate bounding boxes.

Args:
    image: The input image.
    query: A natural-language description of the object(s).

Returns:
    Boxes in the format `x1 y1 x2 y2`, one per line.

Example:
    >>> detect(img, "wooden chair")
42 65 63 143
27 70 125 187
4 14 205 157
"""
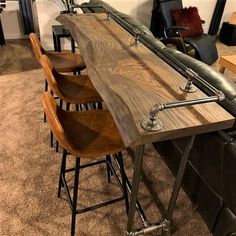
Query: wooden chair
41 54 103 151
42 92 129 236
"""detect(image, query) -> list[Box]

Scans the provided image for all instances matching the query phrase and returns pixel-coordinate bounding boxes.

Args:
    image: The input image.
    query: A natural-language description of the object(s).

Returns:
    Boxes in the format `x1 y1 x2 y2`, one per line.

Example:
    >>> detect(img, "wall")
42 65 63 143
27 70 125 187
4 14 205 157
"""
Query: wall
36 0 236 50
1 0 23 39
36 0 65 49
36 0 153 50
183 0 235 33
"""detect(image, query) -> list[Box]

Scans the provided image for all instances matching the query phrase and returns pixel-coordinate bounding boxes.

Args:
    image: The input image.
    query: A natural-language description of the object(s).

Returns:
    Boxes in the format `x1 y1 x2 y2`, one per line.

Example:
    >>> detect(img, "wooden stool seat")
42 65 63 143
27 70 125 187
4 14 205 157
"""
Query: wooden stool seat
45 51 86 73
41 55 102 105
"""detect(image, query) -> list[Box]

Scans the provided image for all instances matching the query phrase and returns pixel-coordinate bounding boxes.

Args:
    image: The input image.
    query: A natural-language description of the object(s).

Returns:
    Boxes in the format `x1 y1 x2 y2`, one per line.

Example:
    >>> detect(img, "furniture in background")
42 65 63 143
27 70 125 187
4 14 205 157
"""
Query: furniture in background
219 55 236 75
150 0 218 65
208 0 227 36
220 22 236 46
52 25 75 52
57 3 234 235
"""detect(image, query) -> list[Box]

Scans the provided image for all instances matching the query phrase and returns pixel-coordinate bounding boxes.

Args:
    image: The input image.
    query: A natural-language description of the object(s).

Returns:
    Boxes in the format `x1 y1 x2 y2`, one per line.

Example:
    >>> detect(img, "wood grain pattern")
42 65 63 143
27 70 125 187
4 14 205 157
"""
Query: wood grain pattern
57 13 235 147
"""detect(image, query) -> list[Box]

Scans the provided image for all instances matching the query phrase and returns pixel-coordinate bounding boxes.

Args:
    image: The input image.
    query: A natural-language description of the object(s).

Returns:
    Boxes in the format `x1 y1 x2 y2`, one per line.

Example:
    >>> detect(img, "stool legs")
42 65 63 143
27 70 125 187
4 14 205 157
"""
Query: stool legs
58 149 67 198
66 102 70 111
50 131 53 148
116 152 129 215
106 155 112 183
57 152 129 235
43 80 48 123
71 157 80 236
98 101 103 110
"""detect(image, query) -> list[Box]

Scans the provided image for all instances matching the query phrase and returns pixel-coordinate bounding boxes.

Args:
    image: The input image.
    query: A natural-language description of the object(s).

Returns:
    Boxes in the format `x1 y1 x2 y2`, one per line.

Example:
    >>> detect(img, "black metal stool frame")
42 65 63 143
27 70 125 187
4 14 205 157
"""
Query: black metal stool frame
58 149 129 236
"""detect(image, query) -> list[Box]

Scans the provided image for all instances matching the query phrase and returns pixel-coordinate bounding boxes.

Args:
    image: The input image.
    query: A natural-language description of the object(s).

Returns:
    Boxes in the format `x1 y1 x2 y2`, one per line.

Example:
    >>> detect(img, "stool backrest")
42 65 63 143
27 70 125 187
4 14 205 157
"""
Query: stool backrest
41 55 66 101
42 92 72 152
29 33 45 64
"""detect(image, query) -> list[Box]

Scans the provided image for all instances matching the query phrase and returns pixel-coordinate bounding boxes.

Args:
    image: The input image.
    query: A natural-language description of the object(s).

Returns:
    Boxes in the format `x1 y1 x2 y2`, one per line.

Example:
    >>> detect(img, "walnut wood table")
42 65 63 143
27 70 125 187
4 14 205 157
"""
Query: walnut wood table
219 55 236 74
57 13 234 235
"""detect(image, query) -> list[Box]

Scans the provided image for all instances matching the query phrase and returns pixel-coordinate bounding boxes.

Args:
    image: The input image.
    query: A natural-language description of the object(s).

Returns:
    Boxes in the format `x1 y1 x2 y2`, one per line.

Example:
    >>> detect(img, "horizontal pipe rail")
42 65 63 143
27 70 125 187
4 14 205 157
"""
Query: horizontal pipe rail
70 4 224 98
70 4 226 131
142 95 221 131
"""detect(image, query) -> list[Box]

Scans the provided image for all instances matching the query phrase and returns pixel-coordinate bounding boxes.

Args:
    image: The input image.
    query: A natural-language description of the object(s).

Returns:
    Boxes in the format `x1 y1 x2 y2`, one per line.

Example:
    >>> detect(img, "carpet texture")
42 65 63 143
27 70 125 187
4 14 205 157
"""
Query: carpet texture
0 39 40 76
0 69 211 235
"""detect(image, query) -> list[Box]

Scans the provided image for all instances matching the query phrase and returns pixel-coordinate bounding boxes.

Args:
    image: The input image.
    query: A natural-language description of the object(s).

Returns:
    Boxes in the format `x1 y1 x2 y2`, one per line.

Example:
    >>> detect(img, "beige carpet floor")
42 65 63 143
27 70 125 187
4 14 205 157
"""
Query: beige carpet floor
0 69 211 235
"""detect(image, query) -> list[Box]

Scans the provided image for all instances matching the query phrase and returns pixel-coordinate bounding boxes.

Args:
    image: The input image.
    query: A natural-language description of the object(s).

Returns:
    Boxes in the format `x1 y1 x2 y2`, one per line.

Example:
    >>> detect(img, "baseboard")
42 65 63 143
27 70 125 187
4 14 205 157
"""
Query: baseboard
5 33 26 39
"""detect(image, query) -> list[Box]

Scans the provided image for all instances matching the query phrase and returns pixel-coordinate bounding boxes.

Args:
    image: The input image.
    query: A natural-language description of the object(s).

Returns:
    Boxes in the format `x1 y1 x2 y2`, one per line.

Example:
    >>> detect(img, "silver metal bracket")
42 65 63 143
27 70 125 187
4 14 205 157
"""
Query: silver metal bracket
161 219 171 232
142 93 222 132
125 219 171 235
180 68 198 93
142 117 163 132
107 11 111 20
180 80 197 93
131 28 143 46
141 103 164 132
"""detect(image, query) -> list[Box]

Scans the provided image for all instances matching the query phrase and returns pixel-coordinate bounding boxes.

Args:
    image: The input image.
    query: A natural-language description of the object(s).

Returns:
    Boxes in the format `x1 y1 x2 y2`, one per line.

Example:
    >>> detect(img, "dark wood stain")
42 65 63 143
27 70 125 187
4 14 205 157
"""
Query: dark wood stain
57 13 234 147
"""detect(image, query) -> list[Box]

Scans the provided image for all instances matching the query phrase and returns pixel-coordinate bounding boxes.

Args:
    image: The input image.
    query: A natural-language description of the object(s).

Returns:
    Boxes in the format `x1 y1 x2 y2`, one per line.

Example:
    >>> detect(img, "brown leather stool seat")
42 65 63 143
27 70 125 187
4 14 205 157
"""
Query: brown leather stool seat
41 54 103 151
42 92 129 236
41 54 102 106
45 51 85 73
29 32 86 73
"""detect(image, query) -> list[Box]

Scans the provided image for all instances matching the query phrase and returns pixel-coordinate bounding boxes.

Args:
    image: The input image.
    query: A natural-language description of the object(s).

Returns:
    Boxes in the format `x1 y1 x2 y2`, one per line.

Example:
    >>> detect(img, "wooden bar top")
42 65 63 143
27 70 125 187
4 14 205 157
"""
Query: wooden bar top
57 13 235 147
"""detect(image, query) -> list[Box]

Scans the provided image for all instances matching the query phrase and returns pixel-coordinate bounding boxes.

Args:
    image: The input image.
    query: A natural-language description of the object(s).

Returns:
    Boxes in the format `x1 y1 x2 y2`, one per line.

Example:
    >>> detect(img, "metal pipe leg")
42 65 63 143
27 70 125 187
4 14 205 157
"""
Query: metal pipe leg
71 157 80 236
116 152 129 215
126 145 145 234
166 135 196 221
58 149 67 198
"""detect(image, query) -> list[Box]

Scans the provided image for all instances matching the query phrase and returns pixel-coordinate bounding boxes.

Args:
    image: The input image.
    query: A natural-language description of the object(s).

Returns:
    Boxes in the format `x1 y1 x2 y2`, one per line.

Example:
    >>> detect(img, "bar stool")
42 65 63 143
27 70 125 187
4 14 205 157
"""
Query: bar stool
41 54 102 110
42 92 129 236
29 33 86 74
41 54 103 151
29 32 86 101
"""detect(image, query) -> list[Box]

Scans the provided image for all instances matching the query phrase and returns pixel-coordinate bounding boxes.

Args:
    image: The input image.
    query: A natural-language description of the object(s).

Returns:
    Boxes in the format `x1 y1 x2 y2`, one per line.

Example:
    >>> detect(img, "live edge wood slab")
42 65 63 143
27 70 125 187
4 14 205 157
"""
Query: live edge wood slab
57 13 235 147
